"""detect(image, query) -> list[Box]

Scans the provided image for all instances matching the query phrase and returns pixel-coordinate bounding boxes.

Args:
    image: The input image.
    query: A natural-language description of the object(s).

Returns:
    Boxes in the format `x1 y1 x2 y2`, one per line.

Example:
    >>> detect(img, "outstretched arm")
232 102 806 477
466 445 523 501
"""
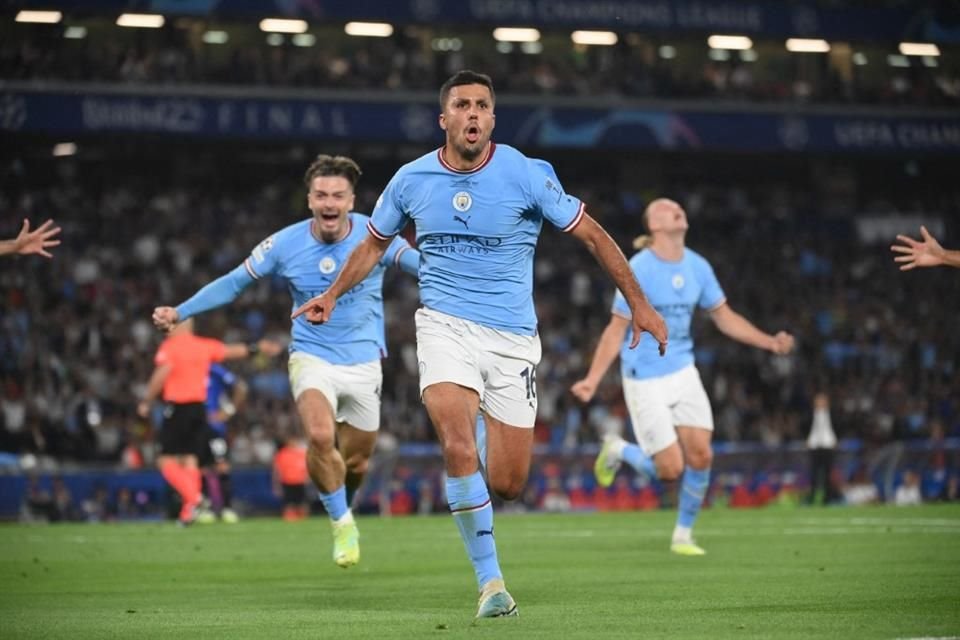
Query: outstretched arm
571 313 630 403
153 263 255 331
0 219 61 258
569 212 668 353
292 234 392 323
891 226 960 270
710 303 794 354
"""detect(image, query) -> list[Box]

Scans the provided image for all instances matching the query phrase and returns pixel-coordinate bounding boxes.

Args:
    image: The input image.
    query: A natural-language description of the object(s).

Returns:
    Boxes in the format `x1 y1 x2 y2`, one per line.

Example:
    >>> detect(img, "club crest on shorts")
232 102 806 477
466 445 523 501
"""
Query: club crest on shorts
452 191 473 212
319 257 337 274
672 274 685 290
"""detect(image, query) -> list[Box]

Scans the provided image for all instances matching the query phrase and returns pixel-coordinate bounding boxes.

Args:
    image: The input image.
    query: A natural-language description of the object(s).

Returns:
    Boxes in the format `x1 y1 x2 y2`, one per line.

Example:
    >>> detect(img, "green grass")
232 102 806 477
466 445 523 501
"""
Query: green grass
3 505 959 639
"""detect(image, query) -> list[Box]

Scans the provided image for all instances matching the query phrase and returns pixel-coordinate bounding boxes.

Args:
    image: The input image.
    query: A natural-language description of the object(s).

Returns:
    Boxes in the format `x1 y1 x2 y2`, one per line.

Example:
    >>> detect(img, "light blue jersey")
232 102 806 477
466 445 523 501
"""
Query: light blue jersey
612 248 725 379
368 143 584 336
176 213 418 365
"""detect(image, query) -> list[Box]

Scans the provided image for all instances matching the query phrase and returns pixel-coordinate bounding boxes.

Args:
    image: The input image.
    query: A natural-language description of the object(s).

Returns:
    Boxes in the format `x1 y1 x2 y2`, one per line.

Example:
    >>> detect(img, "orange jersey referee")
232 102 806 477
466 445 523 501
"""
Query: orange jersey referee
137 318 281 525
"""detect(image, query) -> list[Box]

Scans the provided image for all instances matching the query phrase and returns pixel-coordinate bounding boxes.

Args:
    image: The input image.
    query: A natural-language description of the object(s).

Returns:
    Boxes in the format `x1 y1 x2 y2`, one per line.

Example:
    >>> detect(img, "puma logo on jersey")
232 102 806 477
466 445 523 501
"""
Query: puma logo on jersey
454 215 471 229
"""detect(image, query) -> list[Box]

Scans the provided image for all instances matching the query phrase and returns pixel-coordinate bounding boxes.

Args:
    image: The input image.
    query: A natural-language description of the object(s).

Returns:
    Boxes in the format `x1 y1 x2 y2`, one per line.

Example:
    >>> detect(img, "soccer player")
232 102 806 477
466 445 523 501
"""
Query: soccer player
291 70 667 617
0 218 61 258
137 318 281 525
151 154 420 567
891 225 960 270
571 197 795 555
202 363 248 523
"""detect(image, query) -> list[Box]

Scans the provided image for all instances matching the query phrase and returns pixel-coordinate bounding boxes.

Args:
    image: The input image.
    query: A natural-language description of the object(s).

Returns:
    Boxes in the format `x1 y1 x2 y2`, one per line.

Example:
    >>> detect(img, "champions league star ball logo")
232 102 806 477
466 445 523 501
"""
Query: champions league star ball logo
452 191 473 212
672 274 685 290
318 257 337 275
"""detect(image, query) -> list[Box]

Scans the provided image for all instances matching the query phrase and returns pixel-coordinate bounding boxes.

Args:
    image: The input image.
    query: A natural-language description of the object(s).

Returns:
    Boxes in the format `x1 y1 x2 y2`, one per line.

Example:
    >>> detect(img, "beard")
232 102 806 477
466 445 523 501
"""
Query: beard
451 135 485 161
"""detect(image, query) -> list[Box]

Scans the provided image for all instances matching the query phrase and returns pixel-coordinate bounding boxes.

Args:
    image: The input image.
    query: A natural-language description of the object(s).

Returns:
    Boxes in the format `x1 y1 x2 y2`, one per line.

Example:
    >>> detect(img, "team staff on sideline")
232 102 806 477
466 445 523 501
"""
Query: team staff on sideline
891 225 960 270
571 197 794 555
0 218 61 258
292 70 667 618
152 155 420 567
137 318 281 525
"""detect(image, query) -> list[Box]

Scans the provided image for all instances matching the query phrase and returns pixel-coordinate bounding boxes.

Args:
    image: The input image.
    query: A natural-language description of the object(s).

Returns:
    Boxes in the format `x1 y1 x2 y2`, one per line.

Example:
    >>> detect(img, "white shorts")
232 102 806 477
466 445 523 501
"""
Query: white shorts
415 307 542 428
287 351 382 432
622 364 713 455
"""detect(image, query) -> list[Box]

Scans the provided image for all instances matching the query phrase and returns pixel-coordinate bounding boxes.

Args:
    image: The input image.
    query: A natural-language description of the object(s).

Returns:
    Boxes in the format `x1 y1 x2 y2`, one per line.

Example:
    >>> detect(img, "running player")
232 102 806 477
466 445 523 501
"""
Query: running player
571 197 794 555
292 71 667 617
152 155 419 568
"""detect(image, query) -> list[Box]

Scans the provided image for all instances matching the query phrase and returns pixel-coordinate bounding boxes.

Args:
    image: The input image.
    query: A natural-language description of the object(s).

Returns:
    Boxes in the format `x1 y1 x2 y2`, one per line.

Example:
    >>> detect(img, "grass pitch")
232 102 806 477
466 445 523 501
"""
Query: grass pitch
3 505 959 639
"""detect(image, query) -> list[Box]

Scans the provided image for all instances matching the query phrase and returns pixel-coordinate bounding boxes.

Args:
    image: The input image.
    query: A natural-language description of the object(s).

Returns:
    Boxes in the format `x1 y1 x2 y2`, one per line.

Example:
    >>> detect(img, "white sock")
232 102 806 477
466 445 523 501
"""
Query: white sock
608 435 627 461
672 525 692 543
333 510 354 526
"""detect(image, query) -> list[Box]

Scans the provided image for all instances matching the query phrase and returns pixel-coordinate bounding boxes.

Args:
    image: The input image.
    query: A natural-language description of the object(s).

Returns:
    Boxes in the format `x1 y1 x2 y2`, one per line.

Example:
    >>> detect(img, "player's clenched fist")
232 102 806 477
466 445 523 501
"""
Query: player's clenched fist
152 306 180 332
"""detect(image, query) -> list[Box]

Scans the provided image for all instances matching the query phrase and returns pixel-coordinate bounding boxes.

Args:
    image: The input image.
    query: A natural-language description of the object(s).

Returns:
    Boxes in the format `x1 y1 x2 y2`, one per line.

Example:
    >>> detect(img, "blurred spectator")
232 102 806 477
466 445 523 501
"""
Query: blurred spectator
806 391 839 505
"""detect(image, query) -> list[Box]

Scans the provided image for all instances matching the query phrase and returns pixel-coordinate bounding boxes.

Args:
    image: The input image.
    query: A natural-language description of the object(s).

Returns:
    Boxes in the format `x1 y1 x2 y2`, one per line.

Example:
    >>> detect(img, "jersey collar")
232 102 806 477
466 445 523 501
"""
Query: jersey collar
437 142 496 174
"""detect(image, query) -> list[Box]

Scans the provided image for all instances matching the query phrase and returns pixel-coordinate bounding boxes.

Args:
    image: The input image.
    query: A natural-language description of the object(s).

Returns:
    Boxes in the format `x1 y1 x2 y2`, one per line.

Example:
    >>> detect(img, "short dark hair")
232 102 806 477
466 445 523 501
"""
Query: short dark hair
303 154 362 189
438 70 495 110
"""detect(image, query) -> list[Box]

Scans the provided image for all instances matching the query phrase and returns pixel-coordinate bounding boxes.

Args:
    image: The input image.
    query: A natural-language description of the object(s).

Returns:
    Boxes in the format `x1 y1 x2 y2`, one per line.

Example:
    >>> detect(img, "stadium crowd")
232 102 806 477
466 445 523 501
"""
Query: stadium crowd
2 25 958 108
2 150 958 483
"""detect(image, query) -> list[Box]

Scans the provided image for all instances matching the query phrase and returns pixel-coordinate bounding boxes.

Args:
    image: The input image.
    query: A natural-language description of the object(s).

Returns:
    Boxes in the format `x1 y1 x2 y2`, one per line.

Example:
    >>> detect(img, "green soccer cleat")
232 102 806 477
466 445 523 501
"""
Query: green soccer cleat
331 517 360 568
220 508 239 524
593 435 622 488
670 541 706 556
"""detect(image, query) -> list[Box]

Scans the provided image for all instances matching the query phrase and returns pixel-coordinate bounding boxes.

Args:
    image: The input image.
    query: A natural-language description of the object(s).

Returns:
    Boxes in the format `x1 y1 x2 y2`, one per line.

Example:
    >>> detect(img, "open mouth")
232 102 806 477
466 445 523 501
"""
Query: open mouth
465 125 480 143
320 212 339 222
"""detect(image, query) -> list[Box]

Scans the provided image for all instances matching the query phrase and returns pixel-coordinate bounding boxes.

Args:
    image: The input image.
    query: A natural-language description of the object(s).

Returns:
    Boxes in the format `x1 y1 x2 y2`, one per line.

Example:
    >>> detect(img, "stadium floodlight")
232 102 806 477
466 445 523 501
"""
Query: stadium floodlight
64 26 87 39
202 30 229 44
571 31 618 46
658 45 676 59
259 18 307 34
344 22 394 37
53 142 77 157
899 42 940 57
16 10 62 23
117 14 165 28
493 27 540 43
786 38 830 53
706 35 752 50
292 33 316 47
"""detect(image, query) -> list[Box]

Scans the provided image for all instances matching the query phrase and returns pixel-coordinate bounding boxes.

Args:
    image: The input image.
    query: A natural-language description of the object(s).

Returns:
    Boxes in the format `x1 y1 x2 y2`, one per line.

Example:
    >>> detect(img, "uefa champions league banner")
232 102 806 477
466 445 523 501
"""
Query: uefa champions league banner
2 89 960 153
5 0 951 42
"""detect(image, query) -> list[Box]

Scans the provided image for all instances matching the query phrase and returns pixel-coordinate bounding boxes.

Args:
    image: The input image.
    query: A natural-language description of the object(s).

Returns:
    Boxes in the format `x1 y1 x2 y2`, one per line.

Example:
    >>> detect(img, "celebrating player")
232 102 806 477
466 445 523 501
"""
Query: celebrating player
571 198 794 555
292 71 667 617
152 155 419 567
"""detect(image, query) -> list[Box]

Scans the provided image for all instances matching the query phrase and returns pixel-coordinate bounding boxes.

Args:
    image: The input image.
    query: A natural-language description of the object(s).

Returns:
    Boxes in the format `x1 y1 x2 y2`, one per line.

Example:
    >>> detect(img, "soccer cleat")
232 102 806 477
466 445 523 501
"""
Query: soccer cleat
194 505 217 525
593 435 623 488
220 508 239 524
331 517 360 568
476 579 519 618
670 540 706 556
